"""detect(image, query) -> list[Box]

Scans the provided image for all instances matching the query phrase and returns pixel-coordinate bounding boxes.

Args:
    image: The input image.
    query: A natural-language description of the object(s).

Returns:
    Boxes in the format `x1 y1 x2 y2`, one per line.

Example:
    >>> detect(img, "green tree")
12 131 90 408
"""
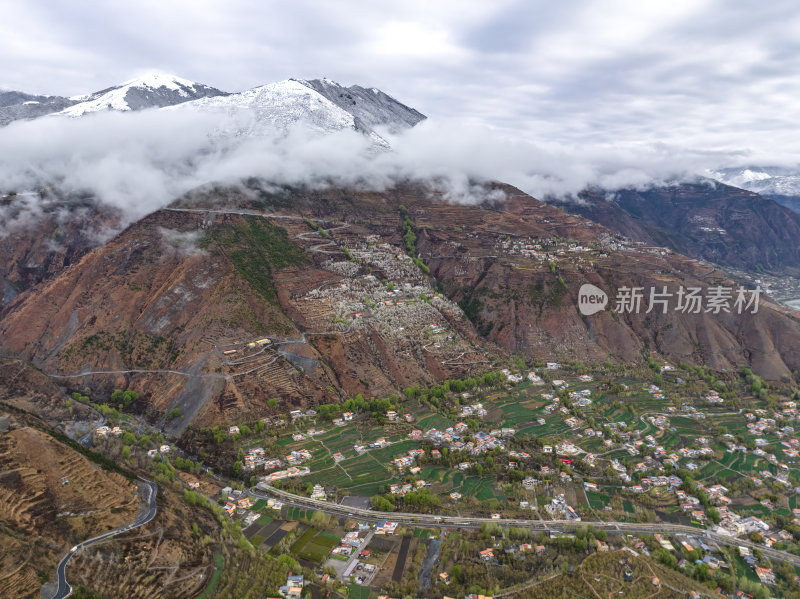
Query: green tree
71 587 101 599
654 548 677 568
370 495 394 511
277 554 299 572
310 510 328 528
121 445 131 459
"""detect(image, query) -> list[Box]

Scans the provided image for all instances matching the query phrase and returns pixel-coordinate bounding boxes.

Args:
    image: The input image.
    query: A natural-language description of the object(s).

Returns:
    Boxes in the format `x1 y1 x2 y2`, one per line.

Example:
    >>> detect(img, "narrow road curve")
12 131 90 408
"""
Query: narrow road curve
50 479 158 599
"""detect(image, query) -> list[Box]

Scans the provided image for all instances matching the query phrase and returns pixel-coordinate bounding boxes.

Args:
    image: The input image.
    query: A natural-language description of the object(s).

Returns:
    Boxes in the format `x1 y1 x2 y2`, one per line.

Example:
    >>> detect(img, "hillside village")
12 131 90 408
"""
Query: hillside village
76 357 784 598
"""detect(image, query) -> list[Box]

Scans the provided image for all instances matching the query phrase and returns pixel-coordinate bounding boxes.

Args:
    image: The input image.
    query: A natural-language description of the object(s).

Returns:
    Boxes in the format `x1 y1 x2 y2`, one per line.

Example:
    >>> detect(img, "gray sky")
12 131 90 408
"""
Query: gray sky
3 0 800 163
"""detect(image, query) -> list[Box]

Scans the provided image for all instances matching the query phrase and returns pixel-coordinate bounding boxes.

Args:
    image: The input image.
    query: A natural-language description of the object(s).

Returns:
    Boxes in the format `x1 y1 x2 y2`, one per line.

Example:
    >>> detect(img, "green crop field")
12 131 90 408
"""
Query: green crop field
290 526 319 555
416 413 454 430
297 530 340 563
413 527 436 538
347 584 371 599
586 491 610 509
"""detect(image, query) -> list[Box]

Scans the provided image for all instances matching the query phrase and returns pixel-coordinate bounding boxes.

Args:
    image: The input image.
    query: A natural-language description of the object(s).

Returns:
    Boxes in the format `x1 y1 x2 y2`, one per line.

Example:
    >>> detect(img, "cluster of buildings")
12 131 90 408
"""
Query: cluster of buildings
459 402 487 418
243 446 312 472
545 494 581 520
389 480 428 495
146 444 171 458
261 466 311 482
408 427 507 456
500 368 523 383
568 388 593 407
219 488 253 516
278 574 305 599
291 428 325 441
390 448 425 471
94 425 123 437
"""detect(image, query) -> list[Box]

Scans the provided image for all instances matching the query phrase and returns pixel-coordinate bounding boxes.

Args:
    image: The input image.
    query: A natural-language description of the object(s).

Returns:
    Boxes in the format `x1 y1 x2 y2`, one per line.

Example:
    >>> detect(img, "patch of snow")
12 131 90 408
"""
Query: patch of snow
174 79 372 139
56 72 211 117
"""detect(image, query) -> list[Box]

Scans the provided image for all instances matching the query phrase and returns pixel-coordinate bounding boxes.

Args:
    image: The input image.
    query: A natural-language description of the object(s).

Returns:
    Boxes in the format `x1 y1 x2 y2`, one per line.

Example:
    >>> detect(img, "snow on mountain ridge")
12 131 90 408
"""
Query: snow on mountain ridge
57 72 227 116
2 73 425 148
710 166 800 197
172 77 424 146
297 78 426 133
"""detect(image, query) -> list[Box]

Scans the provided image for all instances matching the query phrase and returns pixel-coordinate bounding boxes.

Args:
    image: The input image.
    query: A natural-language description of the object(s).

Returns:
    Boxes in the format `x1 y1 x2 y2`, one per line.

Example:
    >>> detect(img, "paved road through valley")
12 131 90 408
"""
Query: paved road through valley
250 484 800 569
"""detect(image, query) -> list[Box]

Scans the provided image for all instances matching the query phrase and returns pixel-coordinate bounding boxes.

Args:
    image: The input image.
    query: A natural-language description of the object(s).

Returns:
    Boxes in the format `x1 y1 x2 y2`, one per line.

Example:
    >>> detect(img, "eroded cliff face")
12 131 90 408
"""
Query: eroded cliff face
2 181 799 431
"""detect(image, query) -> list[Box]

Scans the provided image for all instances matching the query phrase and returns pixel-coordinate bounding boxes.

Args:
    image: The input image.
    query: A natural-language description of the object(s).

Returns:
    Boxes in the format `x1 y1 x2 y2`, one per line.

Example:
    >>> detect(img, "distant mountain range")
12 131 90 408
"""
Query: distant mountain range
551 181 800 276
710 166 800 213
0 73 426 142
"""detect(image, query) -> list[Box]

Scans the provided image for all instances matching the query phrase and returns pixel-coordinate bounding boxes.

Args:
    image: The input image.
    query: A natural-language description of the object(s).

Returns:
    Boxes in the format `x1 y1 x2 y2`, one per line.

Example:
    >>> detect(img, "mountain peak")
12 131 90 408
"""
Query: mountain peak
58 73 227 116
297 78 426 133
119 72 201 91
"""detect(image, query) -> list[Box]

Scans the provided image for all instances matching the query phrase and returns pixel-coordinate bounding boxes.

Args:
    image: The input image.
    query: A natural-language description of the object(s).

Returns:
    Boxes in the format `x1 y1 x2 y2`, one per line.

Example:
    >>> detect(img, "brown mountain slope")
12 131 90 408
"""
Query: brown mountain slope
0 191 121 307
0 196 500 432
551 182 800 275
2 181 799 432
0 359 219 599
0 410 140 599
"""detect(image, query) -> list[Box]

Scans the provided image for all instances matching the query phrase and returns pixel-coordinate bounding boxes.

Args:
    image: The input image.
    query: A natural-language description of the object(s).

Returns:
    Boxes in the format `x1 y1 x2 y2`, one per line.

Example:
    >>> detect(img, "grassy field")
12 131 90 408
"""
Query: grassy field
293 529 340 563
347 584 371 599
586 491 611 509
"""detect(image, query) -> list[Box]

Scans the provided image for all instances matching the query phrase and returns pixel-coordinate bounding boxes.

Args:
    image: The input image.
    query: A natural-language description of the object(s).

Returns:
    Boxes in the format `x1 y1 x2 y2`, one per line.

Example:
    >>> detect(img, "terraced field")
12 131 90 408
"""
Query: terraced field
0 424 140 597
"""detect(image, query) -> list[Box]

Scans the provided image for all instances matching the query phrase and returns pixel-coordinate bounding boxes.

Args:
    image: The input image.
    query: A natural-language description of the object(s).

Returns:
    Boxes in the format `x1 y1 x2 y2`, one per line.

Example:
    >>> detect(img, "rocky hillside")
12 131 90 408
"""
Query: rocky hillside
0 395 140 598
2 181 799 433
0 90 74 126
551 182 800 275
0 191 122 307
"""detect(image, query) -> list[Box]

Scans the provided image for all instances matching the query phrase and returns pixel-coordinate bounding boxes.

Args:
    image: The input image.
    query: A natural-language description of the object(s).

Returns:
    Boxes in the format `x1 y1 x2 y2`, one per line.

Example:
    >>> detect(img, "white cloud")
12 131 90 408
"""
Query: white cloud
2 0 800 170
3 0 800 221
0 105 774 228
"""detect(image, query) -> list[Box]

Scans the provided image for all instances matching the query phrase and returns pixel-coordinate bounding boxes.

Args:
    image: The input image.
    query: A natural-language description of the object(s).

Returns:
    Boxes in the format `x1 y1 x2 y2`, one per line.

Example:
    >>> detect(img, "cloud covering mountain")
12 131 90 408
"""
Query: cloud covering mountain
4 1 800 168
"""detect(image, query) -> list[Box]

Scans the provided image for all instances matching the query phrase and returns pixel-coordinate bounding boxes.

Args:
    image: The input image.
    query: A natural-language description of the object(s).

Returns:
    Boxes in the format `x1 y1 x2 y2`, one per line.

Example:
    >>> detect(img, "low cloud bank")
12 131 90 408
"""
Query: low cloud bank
0 107 781 225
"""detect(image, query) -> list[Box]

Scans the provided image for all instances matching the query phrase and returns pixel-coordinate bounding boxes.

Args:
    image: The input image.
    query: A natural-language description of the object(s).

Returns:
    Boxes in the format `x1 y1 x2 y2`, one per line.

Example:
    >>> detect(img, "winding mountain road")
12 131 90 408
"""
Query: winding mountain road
50 479 158 599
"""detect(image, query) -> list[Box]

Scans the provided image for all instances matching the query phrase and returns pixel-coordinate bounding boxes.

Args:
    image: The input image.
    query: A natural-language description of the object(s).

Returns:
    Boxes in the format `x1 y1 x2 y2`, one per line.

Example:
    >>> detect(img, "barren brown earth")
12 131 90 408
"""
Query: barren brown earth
0 413 139 598
1 180 799 434
0 191 121 307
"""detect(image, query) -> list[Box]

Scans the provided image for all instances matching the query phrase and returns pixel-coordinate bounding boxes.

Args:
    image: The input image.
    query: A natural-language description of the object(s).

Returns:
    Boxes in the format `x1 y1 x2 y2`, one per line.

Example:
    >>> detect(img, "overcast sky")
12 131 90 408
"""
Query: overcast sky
3 0 800 163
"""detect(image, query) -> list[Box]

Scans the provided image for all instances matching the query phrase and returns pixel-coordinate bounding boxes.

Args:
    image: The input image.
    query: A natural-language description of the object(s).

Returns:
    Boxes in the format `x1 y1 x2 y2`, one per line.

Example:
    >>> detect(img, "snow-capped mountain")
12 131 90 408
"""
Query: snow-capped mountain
172 77 425 144
0 74 426 146
710 166 800 197
300 78 426 133
57 73 227 116
0 90 74 126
